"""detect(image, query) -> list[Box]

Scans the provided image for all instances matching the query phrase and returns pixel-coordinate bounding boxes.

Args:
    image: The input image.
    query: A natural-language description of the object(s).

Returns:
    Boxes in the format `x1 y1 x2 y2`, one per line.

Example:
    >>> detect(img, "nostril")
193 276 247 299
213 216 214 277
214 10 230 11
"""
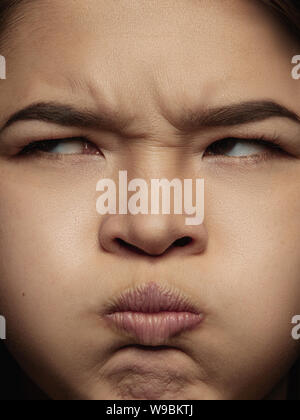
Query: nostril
115 238 147 255
114 236 194 256
172 236 193 247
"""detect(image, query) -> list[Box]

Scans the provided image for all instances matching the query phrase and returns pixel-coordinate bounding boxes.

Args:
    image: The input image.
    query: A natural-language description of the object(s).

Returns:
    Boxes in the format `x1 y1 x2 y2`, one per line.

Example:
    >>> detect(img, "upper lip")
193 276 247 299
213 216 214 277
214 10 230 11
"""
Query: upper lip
104 281 201 315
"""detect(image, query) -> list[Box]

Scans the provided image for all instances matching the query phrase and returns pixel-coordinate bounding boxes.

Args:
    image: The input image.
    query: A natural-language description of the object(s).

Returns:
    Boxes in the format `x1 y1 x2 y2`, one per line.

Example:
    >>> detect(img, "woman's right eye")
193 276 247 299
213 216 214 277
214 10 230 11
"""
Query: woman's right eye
19 138 102 156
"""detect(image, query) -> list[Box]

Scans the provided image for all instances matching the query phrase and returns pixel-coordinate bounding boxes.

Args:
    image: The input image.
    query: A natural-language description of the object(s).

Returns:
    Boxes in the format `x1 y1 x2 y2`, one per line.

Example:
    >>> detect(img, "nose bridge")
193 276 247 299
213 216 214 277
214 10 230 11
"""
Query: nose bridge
124 141 185 177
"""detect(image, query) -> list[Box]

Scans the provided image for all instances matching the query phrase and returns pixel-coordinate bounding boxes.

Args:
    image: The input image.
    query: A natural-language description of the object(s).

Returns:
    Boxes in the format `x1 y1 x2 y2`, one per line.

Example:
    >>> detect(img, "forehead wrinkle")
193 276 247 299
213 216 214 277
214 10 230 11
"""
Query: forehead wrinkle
61 74 139 137
0 0 43 52
62 64 165 140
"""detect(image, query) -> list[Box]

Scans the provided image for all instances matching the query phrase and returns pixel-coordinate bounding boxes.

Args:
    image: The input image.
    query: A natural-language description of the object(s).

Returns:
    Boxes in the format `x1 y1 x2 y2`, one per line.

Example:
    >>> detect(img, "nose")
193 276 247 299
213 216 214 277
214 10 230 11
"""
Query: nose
99 214 208 257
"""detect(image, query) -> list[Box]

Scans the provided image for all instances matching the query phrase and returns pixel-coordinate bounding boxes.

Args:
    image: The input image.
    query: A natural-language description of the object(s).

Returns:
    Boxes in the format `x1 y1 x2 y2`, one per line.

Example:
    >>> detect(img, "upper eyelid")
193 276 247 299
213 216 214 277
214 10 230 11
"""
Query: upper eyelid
22 136 91 148
18 136 99 155
226 136 289 153
229 136 282 147
205 135 283 150
8 130 288 157
22 135 280 155
203 136 286 159
21 134 280 150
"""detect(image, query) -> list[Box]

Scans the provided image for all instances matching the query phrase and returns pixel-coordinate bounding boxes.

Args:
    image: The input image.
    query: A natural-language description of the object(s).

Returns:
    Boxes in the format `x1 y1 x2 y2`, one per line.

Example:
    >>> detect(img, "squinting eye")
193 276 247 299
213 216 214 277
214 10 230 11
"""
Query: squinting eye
204 138 282 158
19 137 102 156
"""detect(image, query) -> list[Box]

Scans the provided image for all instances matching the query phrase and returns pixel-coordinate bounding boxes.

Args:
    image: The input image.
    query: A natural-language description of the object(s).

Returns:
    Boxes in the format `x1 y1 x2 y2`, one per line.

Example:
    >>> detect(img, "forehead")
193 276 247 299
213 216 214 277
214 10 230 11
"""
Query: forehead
1 0 300 121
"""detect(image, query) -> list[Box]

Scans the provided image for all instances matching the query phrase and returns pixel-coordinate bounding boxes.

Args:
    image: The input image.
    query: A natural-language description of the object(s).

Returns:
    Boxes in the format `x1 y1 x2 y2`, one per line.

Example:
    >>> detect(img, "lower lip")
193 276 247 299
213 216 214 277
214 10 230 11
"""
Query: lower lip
105 311 203 345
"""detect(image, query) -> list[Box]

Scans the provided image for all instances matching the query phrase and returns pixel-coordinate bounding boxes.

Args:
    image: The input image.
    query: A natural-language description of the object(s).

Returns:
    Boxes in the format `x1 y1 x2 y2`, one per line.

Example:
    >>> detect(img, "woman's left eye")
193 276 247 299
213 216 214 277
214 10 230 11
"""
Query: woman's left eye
204 138 282 158
19 138 102 156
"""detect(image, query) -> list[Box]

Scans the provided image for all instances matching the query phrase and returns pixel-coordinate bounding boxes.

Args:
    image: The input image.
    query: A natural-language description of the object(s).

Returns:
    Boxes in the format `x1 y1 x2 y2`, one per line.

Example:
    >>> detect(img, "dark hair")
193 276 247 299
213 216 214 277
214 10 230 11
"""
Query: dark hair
262 0 300 36
0 341 25 400
0 0 28 25
0 0 299 401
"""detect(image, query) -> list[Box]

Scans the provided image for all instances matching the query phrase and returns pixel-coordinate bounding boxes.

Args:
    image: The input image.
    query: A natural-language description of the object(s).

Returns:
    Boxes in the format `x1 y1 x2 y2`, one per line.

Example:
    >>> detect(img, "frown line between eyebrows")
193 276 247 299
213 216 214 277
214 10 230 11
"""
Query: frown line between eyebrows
0 100 300 138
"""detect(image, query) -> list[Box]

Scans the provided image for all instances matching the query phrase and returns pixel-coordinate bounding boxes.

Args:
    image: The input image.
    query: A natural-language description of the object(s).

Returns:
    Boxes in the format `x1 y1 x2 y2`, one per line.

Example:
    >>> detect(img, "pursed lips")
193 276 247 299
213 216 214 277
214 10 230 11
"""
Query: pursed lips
103 282 204 345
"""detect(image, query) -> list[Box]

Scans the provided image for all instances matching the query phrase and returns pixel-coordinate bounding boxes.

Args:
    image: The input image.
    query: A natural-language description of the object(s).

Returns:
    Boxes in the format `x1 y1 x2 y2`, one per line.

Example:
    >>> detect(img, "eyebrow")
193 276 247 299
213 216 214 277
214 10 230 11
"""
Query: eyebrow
0 102 133 136
175 100 300 133
1 100 299 137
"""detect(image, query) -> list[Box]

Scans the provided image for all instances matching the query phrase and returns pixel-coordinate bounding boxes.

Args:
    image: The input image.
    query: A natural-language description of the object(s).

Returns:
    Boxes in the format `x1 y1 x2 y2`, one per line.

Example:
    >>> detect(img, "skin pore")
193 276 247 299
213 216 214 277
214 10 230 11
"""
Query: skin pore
0 0 300 400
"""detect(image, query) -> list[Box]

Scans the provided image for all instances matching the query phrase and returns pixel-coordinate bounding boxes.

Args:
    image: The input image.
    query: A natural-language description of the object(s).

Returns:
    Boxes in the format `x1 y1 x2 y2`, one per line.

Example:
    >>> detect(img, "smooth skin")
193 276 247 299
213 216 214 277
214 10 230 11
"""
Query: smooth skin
0 0 299 400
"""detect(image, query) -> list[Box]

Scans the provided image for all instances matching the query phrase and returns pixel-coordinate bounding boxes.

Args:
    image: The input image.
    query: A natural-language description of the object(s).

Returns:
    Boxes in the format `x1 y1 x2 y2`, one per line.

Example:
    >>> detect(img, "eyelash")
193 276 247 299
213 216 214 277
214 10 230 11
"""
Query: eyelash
204 135 284 157
18 137 100 155
17 135 286 160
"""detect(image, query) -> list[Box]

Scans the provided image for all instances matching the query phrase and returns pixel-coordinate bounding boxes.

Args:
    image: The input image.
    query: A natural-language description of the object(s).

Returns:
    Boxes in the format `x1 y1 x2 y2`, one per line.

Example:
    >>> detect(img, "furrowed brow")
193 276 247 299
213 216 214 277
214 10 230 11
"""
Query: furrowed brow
176 101 300 133
0 102 133 136
2 100 299 138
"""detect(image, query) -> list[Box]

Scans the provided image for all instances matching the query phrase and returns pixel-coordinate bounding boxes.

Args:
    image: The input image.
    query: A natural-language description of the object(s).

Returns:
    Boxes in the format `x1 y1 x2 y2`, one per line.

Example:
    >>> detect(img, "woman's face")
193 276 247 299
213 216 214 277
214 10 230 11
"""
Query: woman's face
0 0 299 400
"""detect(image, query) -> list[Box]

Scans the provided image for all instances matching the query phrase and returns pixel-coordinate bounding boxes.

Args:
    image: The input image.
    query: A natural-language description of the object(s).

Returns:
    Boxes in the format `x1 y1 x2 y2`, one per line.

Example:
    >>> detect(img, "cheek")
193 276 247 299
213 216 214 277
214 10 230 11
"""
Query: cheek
188 172 300 398
203 171 300 359
0 161 102 268
0 169 101 331
0 170 108 393
205 167 300 300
